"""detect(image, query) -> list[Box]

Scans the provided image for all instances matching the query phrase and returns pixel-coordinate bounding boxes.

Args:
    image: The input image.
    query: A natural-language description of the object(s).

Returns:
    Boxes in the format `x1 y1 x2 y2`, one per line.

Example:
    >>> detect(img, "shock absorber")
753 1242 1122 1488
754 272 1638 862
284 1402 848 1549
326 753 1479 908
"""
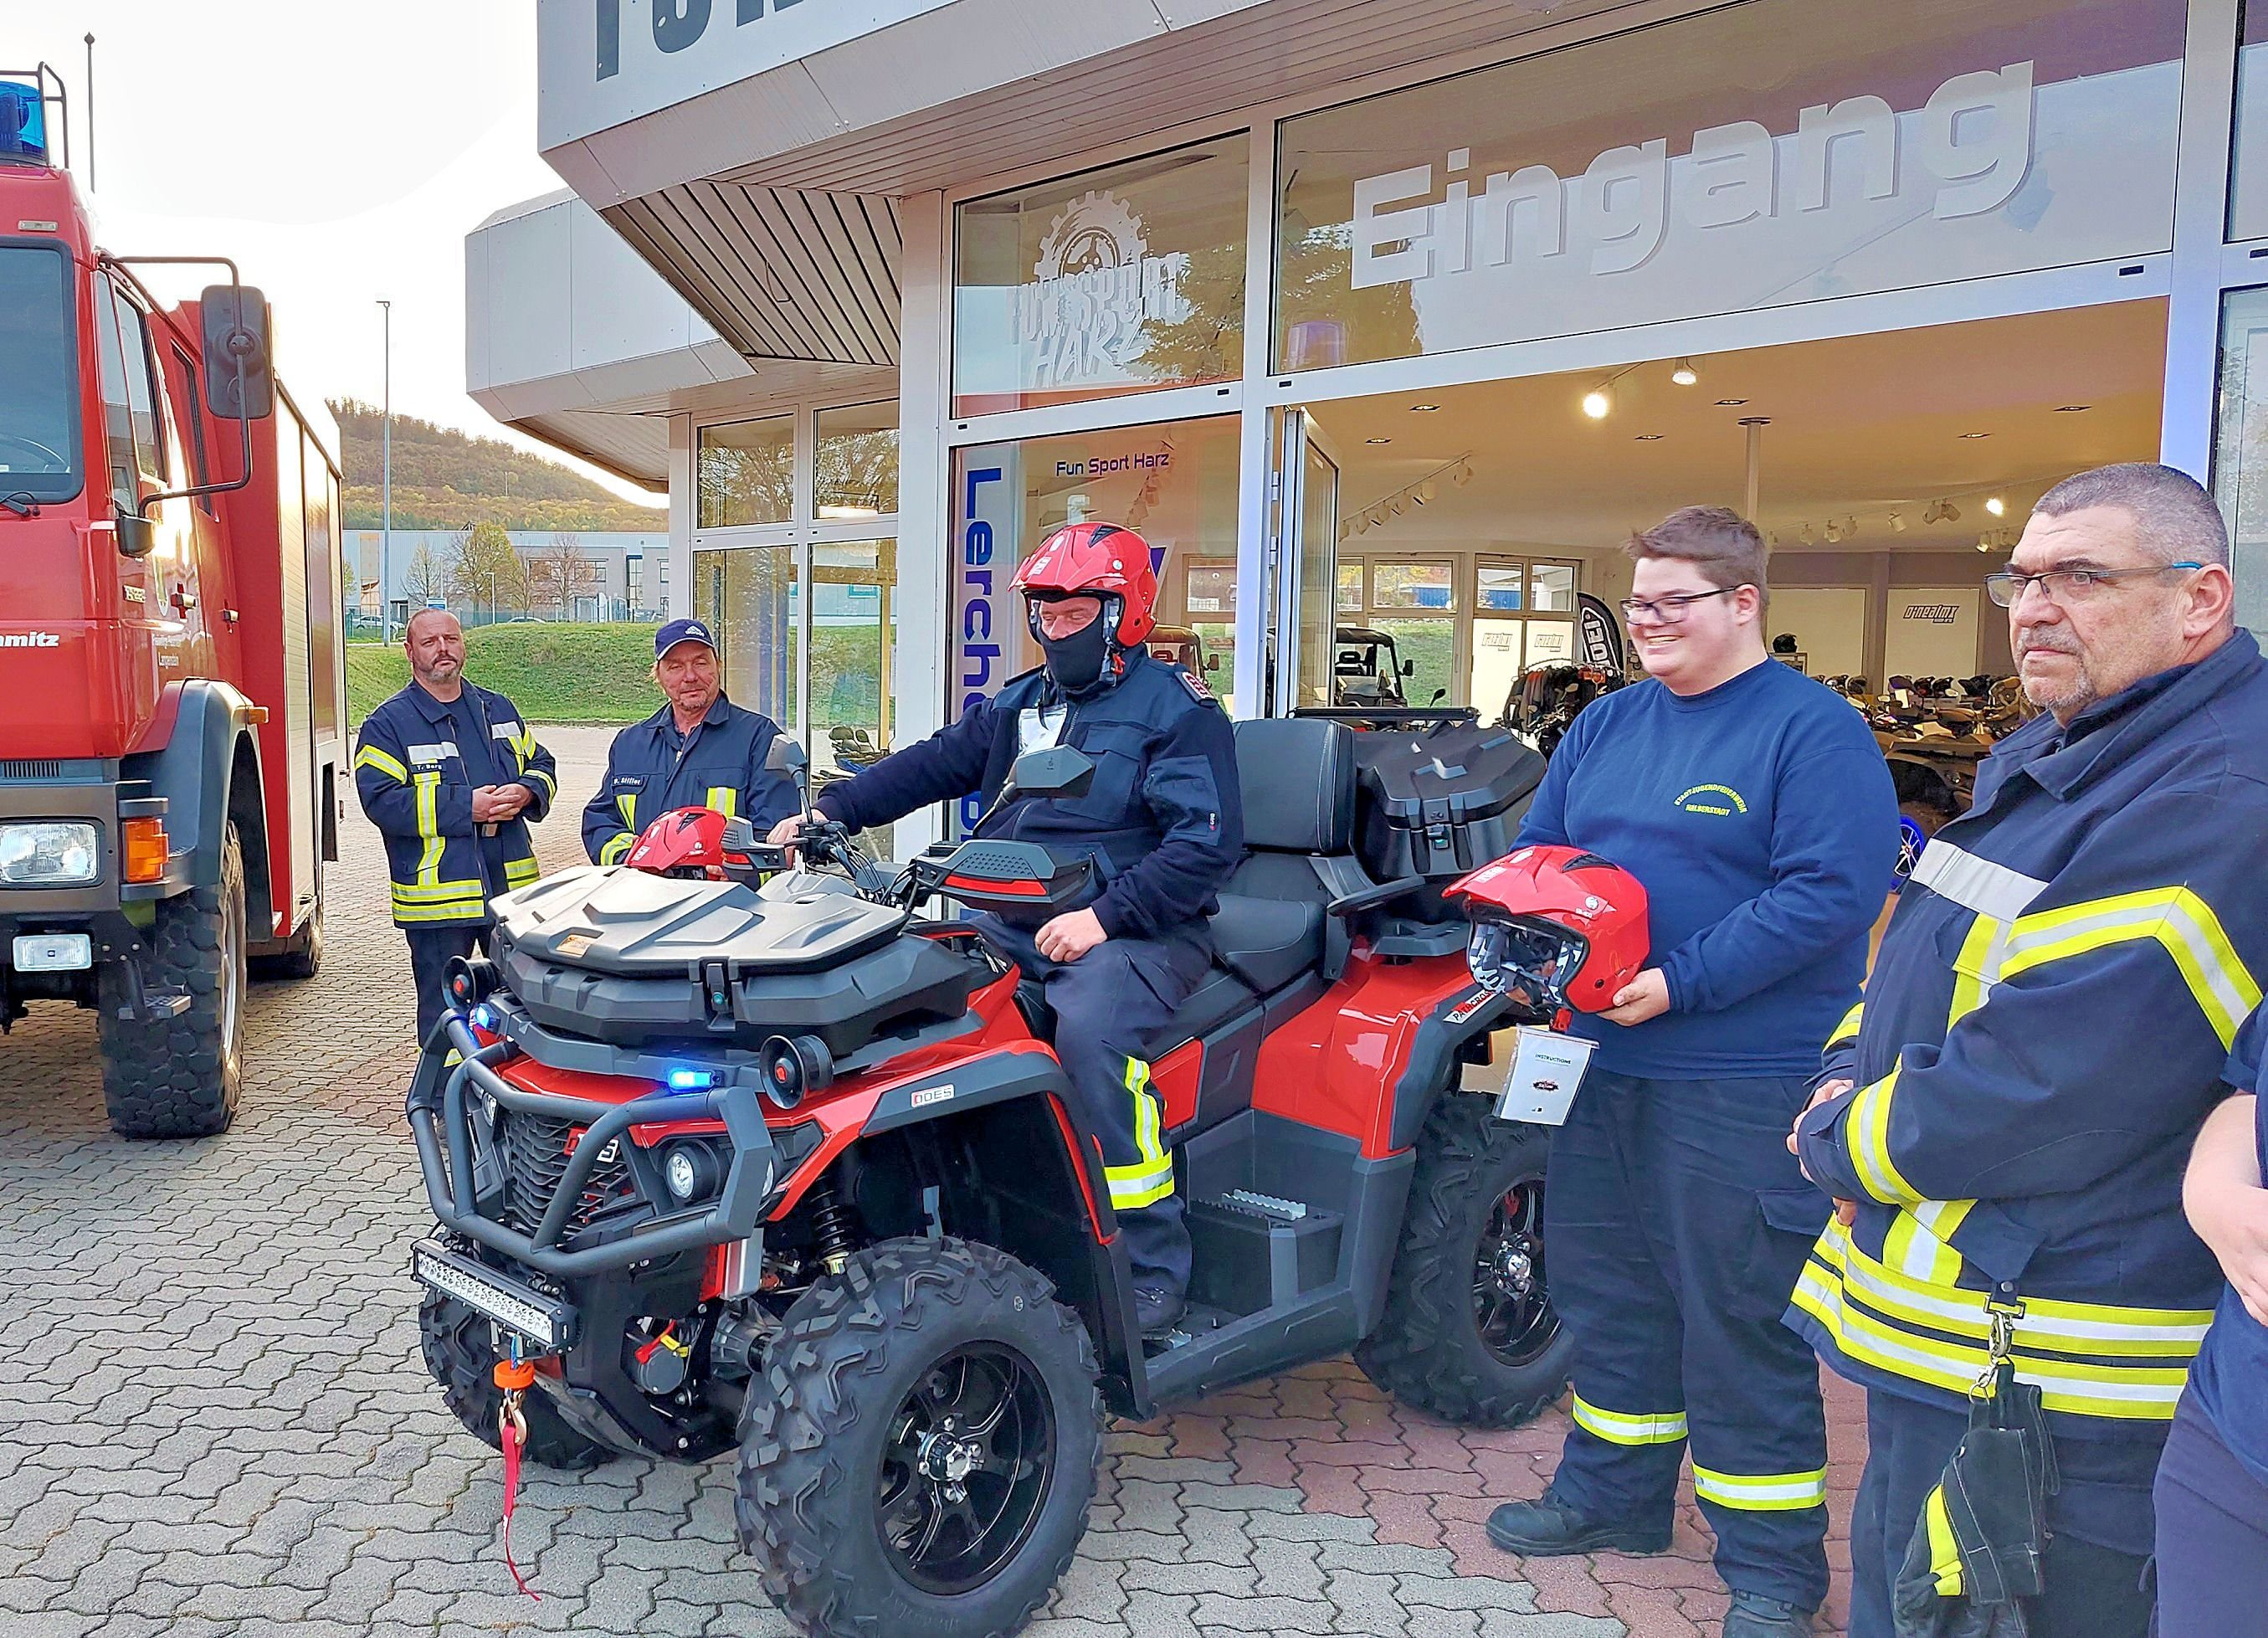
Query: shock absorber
805 1179 856 1276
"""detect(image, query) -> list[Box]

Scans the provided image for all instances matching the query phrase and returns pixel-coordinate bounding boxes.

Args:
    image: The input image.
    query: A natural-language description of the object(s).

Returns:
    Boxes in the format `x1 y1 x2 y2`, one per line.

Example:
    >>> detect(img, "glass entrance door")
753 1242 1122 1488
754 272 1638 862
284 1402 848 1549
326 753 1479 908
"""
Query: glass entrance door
1274 410 1341 714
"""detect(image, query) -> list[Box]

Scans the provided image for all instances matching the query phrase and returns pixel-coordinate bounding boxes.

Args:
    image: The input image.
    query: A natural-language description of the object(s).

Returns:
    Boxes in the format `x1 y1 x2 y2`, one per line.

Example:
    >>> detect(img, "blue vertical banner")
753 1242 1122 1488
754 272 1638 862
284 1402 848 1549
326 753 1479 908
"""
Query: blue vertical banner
952 444 1026 833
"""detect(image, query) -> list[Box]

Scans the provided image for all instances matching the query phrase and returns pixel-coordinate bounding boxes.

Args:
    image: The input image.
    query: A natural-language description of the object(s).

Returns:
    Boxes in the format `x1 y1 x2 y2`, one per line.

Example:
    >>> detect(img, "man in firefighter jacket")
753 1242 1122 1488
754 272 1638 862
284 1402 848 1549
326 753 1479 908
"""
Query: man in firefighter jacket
770 522 1243 1337
1791 463 2268 1638
1483 508 1897 1638
355 608 558 1041
581 619 799 866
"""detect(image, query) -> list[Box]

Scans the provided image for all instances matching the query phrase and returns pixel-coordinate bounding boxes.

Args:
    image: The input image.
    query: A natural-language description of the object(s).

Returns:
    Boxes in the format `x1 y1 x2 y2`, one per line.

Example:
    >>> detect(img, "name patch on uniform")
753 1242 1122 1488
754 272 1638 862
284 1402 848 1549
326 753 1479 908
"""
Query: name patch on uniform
1675 783 1747 816
1178 669 1215 704
406 742 462 765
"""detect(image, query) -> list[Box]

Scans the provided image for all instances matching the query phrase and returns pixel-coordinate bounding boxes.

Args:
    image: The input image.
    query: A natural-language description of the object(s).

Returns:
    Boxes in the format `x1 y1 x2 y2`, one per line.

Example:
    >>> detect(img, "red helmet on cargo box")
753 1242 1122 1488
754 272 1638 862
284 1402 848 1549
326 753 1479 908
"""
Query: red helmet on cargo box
1446 845 1650 1021
1012 521 1160 646
625 806 734 878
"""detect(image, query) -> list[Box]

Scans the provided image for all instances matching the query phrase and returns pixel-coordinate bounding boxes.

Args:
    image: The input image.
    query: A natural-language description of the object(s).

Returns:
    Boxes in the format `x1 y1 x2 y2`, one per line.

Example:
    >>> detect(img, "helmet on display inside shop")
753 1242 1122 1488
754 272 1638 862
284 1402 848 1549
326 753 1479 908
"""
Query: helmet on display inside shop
1012 521 1160 646
625 806 736 878
1446 845 1650 1024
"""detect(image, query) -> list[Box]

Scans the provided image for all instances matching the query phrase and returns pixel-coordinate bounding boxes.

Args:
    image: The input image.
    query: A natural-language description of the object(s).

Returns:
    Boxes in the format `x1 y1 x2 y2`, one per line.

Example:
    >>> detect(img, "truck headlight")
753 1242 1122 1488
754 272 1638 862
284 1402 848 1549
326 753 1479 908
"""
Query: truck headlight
0 823 100 886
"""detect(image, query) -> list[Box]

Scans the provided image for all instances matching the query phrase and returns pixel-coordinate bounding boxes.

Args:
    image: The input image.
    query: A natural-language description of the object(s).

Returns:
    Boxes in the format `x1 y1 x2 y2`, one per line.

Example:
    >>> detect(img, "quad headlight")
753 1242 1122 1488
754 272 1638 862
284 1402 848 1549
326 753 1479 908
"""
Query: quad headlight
0 823 100 886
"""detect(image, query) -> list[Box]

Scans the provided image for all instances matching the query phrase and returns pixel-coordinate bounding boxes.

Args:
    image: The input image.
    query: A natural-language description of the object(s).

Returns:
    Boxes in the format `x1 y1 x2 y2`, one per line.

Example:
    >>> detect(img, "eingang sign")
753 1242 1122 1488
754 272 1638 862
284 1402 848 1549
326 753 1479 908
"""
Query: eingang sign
539 0 962 148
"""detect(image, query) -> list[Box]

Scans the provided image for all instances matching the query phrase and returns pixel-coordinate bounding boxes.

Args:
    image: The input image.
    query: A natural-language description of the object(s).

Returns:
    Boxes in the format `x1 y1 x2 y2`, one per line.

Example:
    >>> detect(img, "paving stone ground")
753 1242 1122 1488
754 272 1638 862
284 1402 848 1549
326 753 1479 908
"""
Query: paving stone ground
0 726 1860 1637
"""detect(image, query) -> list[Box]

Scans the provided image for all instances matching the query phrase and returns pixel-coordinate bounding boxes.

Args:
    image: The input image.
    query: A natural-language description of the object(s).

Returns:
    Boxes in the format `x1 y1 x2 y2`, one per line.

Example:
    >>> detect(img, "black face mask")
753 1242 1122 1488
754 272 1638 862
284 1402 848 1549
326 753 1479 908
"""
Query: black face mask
1039 616 1112 696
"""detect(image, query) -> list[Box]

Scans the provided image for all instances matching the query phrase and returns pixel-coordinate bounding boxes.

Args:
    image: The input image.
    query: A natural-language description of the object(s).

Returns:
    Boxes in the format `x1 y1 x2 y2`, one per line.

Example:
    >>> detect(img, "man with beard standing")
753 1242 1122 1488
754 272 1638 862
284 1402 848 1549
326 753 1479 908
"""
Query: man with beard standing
356 608 557 1041
1789 463 2268 1635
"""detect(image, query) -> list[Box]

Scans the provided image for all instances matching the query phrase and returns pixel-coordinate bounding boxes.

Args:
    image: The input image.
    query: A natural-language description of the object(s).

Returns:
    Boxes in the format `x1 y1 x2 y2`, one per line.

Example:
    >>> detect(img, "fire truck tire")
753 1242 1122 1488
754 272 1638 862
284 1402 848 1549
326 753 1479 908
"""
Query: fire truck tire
252 872 324 981
736 1237 1105 1638
97 823 249 1139
416 1291 611 1470
1355 1089 1572 1428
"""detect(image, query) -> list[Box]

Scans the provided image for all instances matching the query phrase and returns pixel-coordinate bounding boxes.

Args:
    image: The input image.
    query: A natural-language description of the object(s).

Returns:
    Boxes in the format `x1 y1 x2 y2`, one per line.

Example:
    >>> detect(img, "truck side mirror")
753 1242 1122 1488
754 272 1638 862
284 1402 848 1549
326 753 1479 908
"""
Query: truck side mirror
201 285 275 421
114 512 155 558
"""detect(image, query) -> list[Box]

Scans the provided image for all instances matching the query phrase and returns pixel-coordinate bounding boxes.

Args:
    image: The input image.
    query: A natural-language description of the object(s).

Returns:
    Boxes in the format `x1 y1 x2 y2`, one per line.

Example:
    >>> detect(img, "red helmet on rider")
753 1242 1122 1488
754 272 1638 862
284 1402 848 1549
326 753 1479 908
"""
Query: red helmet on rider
1012 521 1159 647
1445 845 1650 1022
624 806 732 878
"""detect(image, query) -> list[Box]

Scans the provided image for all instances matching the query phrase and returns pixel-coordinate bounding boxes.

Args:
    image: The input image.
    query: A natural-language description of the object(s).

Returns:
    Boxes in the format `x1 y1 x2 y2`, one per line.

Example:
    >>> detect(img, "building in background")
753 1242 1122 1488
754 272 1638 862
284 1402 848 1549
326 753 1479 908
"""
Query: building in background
467 0 2268 845
344 529 670 630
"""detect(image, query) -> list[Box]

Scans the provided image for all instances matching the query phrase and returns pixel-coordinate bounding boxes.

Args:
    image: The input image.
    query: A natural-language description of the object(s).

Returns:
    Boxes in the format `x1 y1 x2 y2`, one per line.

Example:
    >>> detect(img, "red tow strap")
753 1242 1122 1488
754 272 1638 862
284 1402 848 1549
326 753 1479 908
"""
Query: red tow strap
494 1358 541 1600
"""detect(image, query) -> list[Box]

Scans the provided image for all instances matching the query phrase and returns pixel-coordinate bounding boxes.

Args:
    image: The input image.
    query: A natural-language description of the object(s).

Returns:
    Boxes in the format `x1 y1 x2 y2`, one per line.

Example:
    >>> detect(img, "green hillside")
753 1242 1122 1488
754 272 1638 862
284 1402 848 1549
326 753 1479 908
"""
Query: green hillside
329 399 664 532
348 624 664 725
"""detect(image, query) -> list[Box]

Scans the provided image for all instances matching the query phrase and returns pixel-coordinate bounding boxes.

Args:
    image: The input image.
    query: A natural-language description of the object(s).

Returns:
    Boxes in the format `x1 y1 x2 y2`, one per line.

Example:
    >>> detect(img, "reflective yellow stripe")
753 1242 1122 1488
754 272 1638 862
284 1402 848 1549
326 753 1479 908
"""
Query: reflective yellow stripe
599 832 634 865
354 743 408 782
1569 1394 1687 1446
1999 888 2261 1050
1922 1486 1964 1596
392 876 484 902
1691 1464 1826 1512
390 880 485 923
706 786 737 819
504 856 540 889
1826 1001 1864 1050
413 772 446 888
1104 1057 1175 1209
1882 1199 1973 1285
524 768 556 801
1947 913 2005 1028
1845 1066 1925 1206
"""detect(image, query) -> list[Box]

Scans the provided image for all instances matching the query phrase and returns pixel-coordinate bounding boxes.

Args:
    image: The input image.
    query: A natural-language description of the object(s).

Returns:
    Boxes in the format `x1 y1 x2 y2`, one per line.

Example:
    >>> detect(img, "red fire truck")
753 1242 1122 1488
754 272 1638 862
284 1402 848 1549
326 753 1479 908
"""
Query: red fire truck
0 69 343 1137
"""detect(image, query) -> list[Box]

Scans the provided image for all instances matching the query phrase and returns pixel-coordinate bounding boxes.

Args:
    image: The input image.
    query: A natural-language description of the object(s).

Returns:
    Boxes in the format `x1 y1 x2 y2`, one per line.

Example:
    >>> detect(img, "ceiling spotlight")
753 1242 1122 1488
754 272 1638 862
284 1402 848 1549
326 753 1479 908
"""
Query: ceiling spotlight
1768 531 1783 548
1985 496 2005 517
1800 521 1817 545
1671 357 1700 387
1634 433 1664 442
1388 496 1407 517
1978 536 1993 552
1581 388 1613 419
1411 403 1440 413
1889 511 1906 532
1941 500 1963 522
1366 437 1392 445
1960 431 1991 440
1452 462 1474 487
1414 481 1436 506
1824 519 1844 543
1716 398 1748 407
2055 404 2092 413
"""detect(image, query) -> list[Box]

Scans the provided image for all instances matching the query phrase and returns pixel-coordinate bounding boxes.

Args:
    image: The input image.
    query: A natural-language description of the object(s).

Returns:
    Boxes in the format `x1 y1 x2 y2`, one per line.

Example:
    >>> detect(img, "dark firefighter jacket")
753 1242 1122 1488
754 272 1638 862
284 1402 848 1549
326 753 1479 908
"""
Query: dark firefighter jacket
1792 629 2268 1443
582 695 799 865
354 681 557 927
816 650 1244 941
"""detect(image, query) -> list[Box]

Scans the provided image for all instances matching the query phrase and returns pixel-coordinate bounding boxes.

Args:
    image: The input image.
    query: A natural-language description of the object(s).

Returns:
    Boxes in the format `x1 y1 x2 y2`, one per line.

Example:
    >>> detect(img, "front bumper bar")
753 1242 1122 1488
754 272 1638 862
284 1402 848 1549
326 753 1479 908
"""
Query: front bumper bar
405 1013 776 1278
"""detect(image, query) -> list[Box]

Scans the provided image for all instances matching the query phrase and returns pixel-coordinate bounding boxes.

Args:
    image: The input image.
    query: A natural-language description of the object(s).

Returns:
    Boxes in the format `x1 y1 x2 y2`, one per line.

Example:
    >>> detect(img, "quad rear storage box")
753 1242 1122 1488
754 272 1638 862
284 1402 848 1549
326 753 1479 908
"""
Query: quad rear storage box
1350 724 1547 911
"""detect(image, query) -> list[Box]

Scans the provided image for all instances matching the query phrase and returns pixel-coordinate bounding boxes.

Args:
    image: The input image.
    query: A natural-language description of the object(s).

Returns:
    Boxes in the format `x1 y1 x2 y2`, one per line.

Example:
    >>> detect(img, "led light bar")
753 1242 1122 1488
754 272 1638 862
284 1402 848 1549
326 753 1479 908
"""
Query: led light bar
410 1242 570 1350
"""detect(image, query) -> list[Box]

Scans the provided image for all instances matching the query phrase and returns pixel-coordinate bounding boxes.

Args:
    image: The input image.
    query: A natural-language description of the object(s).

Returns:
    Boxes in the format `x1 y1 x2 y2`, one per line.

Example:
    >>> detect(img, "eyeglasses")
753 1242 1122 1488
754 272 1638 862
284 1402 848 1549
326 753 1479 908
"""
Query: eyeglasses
1619 588 1736 624
1983 563 2205 608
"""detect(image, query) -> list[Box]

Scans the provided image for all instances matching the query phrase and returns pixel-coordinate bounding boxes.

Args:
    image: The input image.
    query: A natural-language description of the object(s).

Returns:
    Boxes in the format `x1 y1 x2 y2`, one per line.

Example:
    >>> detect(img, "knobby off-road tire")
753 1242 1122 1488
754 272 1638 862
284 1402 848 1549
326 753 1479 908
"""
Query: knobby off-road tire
1356 1088 1573 1427
251 869 324 981
97 822 249 1138
417 1291 612 1470
737 1237 1105 1638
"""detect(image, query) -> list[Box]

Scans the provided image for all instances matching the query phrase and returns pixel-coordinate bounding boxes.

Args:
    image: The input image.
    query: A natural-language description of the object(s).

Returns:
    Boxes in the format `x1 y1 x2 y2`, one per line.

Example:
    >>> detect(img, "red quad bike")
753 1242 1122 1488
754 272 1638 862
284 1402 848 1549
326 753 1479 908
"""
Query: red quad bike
405 716 1563 1637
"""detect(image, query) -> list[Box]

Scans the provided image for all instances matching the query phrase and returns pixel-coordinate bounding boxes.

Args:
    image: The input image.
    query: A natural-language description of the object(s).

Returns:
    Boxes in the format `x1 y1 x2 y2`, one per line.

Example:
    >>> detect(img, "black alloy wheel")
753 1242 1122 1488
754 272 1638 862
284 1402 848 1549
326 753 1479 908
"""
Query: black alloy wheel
877 1343 1057 1596
1474 1176 1557 1368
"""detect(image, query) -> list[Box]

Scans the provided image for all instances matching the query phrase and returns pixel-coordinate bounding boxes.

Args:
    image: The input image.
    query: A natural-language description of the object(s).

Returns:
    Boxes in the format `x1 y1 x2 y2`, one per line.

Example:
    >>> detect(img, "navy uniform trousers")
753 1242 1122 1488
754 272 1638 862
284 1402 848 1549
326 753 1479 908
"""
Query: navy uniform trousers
1545 1068 1831 1613
2154 1395 2268 1637
973 913 1210 1291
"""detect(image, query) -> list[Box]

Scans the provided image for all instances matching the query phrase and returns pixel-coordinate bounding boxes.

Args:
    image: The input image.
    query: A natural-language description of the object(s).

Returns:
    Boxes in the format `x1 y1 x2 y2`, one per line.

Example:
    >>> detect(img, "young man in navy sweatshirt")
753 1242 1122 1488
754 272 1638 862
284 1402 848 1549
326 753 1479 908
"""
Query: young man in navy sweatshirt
1484 507 1897 1638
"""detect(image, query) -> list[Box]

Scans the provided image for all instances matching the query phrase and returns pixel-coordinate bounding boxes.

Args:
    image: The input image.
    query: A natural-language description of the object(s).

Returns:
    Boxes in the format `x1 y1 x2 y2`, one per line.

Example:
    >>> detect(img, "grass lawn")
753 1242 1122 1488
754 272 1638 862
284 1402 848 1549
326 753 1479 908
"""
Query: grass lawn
348 624 664 725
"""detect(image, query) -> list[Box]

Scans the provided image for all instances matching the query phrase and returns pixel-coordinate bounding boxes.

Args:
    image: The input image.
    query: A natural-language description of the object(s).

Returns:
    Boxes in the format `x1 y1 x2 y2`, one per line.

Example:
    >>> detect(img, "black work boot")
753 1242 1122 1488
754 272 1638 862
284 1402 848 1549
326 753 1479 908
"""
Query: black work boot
1722 1592 1814 1637
1485 1492 1673 1556
1134 1283 1187 1338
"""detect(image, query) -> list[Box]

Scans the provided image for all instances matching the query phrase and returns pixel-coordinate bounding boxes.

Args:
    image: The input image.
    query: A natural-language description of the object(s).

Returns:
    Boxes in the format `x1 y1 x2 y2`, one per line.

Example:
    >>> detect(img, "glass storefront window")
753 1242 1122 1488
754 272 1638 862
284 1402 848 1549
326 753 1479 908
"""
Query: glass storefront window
2216 287 2268 636
950 416 1241 824
1337 561 1365 612
1531 563 1577 613
2235 4 2268 240
815 402 901 521
812 537 899 857
1275 0 2185 372
953 136 1249 417
1176 562 1238 697
1477 563 1524 611
700 415 793 529
693 544 800 728
1372 561 1457 611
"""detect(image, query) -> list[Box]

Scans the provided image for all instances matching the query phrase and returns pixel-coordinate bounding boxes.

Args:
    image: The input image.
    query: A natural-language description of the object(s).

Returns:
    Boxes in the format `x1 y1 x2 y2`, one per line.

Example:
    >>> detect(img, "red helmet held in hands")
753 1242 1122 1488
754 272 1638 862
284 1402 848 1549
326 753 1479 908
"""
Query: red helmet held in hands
1446 845 1650 1021
1012 521 1159 646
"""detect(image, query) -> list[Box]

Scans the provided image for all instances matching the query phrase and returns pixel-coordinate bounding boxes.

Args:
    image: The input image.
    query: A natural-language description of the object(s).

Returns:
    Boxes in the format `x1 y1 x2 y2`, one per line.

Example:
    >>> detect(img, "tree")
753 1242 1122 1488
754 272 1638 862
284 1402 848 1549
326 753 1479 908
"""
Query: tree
451 522 528 622
400 542 449 608
531 532 601 619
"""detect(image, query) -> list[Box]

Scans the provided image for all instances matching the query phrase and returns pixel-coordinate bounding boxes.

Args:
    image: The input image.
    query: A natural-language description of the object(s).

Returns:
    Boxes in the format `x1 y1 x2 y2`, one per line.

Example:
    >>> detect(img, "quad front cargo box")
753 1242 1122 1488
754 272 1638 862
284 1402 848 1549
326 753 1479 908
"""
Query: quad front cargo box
1352 724 1546 886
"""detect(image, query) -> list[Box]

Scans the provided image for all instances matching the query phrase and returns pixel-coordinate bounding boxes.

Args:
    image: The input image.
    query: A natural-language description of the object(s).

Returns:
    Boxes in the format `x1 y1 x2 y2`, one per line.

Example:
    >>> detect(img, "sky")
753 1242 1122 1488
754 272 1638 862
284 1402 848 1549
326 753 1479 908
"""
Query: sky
10 1 664 506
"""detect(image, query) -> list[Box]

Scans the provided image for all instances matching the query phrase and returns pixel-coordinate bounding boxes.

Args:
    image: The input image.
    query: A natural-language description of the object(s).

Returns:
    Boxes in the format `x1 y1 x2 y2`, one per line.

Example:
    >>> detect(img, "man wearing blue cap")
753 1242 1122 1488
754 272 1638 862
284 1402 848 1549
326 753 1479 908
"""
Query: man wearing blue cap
582 619 801 865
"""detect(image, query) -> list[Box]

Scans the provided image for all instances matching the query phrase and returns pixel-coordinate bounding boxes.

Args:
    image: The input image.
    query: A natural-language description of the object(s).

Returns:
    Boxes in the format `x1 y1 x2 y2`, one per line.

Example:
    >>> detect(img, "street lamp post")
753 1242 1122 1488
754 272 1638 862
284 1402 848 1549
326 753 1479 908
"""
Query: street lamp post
378 299 393 644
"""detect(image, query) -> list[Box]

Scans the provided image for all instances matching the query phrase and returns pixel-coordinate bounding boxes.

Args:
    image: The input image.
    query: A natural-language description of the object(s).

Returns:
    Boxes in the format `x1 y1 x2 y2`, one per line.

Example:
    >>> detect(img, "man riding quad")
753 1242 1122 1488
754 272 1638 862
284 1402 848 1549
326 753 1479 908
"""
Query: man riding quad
769 521 1243 1336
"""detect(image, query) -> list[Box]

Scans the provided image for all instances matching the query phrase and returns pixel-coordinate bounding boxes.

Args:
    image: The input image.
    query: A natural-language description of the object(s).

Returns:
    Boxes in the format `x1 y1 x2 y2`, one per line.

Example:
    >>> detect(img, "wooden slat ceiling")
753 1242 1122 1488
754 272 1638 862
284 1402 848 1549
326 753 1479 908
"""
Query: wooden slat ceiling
602 184 903 367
